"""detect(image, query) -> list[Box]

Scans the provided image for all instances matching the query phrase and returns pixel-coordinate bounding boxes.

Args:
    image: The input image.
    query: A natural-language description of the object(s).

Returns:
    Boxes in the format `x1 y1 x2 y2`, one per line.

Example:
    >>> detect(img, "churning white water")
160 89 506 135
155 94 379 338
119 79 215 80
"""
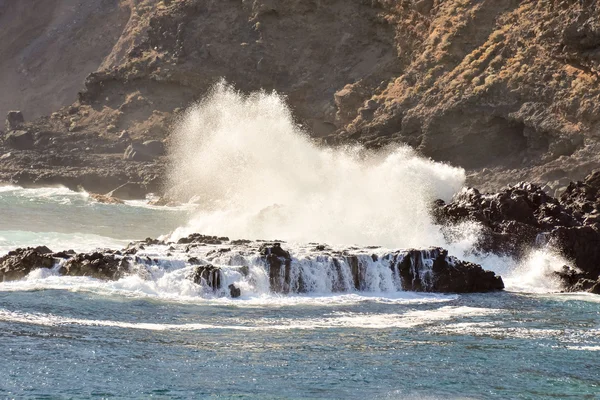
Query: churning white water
168 82 465 248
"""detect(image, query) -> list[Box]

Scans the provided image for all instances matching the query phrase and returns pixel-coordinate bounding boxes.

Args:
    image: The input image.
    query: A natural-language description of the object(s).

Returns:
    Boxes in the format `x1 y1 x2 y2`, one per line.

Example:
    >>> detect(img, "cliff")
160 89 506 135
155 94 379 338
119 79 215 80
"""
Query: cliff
0 0 599 195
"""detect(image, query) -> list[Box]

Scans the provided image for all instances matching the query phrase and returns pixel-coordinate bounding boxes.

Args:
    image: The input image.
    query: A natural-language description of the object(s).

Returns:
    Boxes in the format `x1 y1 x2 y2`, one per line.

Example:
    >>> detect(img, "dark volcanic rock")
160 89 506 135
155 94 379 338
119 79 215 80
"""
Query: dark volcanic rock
261 243 502 294
434 170 600 294
260 243 292 293
177 234 228 245
396 248 503 293
0 248 55 281
229 284 241 298
5 111 24 131
4 130 34 150
188 264 222 291
58 253 131 280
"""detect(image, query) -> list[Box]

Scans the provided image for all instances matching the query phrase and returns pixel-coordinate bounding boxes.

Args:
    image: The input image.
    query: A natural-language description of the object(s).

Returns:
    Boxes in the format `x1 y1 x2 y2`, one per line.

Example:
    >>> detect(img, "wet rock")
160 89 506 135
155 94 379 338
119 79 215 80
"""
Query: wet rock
89 193 124 204
260 243 292 293
177 234 226 245
0 248 55 281
395 248 504 293
435 171 600 294
229 283 241 298
5 111 24 131
188 264 221 291
59 253 131 280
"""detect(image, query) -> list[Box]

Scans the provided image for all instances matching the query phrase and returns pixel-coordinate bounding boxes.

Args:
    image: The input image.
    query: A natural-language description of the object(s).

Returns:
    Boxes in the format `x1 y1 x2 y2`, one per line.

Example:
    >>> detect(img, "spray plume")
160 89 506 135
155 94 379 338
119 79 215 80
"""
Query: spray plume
167 82 466 248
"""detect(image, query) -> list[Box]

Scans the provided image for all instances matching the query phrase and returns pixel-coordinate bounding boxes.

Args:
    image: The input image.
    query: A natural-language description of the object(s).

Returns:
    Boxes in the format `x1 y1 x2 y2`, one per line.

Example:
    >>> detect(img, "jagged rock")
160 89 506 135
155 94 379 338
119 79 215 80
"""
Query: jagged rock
261 243 502 294
435 172 600 294
0 248 55 281
549 226 600 282
399 248 504 293
58 253 131 280
260 243 292 293
177 234 227 245
5 111 24 131
229 284 241 298
188 264 221 291
4 130 34 150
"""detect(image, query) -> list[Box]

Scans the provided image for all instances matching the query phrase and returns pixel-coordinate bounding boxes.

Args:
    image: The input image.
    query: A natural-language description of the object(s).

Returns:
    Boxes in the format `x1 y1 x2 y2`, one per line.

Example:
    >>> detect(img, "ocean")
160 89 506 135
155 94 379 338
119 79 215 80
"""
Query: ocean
0 186 599 399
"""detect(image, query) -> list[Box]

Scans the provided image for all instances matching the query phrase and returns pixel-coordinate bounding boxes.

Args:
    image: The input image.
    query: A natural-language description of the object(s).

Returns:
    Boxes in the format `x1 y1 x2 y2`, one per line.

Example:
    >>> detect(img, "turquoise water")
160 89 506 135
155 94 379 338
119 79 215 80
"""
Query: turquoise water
1 186 599 399
1 290 598 399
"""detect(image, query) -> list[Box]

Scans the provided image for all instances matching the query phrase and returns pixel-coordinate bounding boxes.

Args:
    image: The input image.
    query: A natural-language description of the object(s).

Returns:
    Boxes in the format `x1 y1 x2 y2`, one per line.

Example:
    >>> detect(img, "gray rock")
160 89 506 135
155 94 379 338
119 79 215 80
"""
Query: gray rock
5 111 24 131
142 140 165 156
4 130 34 150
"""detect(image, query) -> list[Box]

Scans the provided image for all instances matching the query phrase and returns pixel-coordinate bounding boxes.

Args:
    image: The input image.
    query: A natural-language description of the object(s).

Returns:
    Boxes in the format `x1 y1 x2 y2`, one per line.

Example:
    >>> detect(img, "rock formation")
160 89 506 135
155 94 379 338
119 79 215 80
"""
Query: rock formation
0 236 504 295
433 169 600 293
1 1 599 195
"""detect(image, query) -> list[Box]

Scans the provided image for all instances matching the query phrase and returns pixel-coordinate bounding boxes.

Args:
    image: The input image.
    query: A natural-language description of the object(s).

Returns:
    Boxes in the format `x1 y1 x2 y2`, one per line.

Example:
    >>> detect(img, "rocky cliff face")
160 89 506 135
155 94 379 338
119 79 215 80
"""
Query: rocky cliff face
0 0 599 194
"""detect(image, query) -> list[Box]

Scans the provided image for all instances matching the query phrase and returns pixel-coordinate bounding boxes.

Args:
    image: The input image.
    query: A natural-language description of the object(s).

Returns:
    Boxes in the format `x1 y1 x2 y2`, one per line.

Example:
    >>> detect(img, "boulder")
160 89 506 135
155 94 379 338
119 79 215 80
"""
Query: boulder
4 130 34 150
0 248 55 281
5 111 24 131
188 264 222 291
229 283 241 298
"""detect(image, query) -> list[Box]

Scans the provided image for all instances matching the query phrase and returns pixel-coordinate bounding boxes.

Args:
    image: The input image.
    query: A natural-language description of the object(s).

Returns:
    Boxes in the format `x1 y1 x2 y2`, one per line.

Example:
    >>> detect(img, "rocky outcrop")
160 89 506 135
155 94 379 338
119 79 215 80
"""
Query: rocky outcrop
0 247 54 281
6 1 600 193
58 252 131 280
0 236 504 295
5 111 24 131
188 264 222 291
259 243 503 294
433 169 600 293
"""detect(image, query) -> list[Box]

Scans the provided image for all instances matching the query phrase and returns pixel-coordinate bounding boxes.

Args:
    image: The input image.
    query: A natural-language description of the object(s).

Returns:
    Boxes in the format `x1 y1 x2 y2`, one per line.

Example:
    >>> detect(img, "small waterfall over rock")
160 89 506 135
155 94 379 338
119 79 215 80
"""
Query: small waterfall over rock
0 234 504 297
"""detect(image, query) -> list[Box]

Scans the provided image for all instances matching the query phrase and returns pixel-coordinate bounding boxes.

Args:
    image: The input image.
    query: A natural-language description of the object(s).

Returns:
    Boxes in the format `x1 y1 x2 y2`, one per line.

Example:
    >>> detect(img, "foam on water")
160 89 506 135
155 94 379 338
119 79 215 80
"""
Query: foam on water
0 305 497 331
0 230 128 255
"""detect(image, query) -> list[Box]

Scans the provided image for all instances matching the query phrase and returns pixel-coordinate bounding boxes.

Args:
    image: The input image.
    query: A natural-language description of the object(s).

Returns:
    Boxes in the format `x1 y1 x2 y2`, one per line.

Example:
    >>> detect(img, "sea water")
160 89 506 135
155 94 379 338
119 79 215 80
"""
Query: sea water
1 84 599 398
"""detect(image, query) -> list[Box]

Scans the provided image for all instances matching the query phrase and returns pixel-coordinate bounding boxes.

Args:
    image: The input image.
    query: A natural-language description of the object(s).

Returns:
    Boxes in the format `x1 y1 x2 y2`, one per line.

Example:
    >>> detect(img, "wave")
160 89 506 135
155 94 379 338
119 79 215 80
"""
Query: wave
167 81 466 248
0 306 497 331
